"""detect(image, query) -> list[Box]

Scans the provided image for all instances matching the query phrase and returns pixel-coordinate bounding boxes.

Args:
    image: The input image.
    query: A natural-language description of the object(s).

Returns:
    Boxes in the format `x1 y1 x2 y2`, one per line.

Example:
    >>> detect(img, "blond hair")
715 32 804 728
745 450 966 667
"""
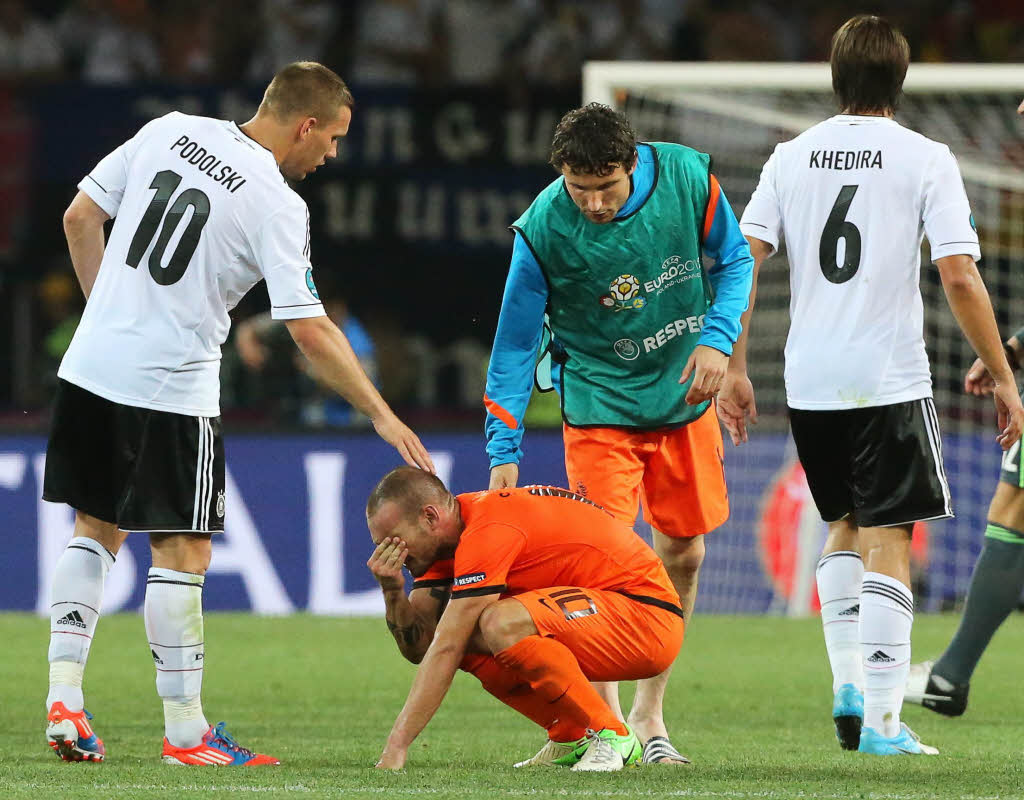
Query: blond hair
260 61 354 123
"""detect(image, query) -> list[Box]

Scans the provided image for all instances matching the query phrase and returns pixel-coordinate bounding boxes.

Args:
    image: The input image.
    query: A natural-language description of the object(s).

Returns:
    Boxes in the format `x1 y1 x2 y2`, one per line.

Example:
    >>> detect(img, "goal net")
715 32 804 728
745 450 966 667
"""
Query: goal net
582 62 1024 614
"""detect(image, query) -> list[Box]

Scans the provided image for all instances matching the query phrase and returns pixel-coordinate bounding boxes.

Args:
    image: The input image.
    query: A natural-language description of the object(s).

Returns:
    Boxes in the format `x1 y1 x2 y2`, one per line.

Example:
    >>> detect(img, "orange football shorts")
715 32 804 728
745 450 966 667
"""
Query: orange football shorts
563 404 728 538
513 586 684 681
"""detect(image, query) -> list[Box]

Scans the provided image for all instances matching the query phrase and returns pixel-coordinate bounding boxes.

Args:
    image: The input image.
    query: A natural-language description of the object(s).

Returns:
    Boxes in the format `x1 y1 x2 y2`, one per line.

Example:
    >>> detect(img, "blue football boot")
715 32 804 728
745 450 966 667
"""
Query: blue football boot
859 722 939 755
832 683 863 751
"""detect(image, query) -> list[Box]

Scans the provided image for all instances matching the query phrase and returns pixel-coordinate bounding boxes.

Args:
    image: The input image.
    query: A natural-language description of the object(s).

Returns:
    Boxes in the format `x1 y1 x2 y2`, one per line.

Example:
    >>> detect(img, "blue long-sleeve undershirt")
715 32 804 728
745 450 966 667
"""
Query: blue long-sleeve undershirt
484 144 753 468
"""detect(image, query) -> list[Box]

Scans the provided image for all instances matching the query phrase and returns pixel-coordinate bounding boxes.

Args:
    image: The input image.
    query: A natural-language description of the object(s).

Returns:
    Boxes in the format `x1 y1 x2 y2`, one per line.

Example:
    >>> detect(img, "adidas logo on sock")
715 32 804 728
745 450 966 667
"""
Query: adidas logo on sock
151 649 164 665
56 610 86 629
868 650 895 664
838 604 860 616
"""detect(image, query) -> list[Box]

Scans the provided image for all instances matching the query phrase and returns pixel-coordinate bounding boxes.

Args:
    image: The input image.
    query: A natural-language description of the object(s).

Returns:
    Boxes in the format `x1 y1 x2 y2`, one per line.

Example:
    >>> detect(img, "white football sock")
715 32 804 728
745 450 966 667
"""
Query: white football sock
816 550 864 693
145 567 209 748
861 571 913 738
47 537 115 711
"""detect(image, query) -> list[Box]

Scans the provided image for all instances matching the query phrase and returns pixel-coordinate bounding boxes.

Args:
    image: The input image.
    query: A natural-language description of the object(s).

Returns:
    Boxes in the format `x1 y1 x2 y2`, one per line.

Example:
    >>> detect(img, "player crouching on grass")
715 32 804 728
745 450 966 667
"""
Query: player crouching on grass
366 467 685 772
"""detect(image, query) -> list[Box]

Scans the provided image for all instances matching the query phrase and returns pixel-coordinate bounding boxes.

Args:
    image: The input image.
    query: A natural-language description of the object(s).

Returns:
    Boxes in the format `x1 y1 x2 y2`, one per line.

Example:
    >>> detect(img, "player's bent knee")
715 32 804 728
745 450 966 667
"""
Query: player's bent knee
465 627 491 655
656 533 706 575
149 532 213 575
73 511 125 553
646 617 685 676
859 525 913 579
478 599 538 654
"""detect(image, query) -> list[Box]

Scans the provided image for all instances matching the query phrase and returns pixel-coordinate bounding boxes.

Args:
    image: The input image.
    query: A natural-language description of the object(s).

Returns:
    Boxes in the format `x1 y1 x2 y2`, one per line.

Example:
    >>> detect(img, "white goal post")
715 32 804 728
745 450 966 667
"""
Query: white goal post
583 61 1024 615
584 62 1024 192
584 61 1024 99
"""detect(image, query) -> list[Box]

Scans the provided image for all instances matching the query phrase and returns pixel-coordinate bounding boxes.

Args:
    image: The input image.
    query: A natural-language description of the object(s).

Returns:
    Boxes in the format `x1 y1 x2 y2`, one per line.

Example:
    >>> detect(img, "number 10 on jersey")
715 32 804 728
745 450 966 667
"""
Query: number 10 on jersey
126 169 211 286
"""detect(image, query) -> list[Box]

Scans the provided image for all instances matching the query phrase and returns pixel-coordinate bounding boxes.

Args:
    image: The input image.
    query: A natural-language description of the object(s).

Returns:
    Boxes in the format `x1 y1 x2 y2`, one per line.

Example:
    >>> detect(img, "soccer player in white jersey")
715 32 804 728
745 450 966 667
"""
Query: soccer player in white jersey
42 62 435 766
719 16 1024 756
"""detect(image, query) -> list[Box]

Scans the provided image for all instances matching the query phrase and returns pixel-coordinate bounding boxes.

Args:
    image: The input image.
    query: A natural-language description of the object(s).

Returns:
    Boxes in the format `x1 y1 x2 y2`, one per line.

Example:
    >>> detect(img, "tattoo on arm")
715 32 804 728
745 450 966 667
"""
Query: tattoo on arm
429 587 450 620
386 618 424 649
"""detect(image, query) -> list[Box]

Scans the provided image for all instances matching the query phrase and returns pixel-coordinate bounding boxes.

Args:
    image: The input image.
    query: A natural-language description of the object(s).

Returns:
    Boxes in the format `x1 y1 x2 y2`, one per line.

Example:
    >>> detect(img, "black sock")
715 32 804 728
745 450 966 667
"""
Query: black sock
933 524 1024 684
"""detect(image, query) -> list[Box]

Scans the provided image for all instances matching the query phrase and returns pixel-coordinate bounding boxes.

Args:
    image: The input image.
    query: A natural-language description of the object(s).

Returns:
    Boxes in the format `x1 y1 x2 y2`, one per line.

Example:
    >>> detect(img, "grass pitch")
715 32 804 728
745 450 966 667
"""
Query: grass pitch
1 613 1022 799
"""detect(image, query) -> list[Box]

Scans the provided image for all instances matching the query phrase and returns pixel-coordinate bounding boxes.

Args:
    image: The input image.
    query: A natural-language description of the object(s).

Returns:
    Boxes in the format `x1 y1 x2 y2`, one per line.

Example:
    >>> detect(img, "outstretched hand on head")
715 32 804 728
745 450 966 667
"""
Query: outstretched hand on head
373 413 435 473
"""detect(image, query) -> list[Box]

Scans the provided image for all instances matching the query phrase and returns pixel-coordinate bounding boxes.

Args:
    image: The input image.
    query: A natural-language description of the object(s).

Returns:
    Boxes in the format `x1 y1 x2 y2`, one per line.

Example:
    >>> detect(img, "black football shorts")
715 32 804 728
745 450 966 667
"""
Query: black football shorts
788 397 952 528
43 379 225 533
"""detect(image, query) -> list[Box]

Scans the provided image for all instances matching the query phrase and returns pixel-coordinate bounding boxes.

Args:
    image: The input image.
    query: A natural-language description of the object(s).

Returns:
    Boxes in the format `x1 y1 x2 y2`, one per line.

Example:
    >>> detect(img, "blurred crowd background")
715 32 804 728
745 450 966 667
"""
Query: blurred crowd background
1 0 1022 431
3 0 1023 85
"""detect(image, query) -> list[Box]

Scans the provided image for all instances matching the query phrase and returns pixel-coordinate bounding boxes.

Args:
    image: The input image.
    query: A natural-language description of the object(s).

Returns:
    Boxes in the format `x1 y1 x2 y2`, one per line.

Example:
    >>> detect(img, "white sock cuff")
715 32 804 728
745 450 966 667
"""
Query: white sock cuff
817 551 864 609
148 567 205 588
816 550 862 573
862 571 913 620
67 536 116 572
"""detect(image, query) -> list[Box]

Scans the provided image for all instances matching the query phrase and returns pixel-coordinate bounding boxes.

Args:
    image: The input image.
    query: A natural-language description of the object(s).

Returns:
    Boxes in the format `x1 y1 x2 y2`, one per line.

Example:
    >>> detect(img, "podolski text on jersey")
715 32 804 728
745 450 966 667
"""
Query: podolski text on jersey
170 135 247 192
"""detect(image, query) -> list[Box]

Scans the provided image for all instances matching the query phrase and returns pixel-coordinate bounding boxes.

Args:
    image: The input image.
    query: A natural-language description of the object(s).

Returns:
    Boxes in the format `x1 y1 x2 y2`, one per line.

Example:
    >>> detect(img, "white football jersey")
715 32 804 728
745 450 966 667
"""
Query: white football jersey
61 111 325 417
740 115 980 410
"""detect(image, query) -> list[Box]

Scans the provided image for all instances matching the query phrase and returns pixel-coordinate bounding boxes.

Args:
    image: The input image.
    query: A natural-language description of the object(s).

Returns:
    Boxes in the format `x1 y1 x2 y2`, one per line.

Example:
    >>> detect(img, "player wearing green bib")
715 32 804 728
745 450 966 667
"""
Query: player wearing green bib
484 104 754 764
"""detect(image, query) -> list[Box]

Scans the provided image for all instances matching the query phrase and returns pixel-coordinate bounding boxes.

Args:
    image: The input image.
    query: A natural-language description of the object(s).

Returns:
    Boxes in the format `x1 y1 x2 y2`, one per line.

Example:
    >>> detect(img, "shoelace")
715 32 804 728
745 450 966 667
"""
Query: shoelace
580 730 619 764
210 722 254 757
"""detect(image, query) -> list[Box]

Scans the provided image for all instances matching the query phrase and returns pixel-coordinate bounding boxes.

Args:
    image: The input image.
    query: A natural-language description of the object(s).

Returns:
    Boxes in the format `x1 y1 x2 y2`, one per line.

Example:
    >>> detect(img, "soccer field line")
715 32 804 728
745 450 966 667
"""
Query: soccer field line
6 785 1020 800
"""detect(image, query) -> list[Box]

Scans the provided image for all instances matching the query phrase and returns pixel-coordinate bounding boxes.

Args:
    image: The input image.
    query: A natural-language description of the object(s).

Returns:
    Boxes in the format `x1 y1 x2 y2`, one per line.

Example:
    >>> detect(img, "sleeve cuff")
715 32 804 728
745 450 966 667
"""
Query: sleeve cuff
452 584 506 598
411 578 454 590
930 243 981 263
696 330 734 356
270 303 326 321
488 453 522 470
738 223 778 252
77 177 119 218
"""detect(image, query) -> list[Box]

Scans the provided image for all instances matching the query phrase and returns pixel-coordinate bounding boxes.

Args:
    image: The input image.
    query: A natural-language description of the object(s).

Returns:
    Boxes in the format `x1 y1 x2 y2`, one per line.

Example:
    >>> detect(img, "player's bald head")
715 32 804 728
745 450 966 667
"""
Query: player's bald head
259 61 354 124
366 467 451 534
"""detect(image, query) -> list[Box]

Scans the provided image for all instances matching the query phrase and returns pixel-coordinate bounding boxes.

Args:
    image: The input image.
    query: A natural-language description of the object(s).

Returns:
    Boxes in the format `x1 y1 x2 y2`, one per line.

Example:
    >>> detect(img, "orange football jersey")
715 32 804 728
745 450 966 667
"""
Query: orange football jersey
427 487 679 607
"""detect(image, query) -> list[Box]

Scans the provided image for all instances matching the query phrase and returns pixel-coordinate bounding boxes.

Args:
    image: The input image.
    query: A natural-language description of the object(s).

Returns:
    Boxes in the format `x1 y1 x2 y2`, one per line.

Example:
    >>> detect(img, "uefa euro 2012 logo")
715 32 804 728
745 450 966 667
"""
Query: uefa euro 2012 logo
599 274 647 311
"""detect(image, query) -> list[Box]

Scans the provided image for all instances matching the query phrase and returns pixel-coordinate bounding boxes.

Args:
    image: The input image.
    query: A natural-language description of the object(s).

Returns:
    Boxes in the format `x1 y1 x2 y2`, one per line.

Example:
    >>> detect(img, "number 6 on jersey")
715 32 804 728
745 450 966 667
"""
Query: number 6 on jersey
819 184 861 283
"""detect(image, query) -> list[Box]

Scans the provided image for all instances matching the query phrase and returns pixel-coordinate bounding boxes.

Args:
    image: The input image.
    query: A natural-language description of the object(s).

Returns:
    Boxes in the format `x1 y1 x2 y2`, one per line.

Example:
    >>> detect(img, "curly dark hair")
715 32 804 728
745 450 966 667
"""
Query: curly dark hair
549 103 637 177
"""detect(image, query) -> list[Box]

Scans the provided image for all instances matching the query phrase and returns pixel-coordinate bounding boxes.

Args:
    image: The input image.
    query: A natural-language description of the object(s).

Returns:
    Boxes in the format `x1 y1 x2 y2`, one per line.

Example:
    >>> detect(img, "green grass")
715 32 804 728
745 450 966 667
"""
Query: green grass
1 613 1023 799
